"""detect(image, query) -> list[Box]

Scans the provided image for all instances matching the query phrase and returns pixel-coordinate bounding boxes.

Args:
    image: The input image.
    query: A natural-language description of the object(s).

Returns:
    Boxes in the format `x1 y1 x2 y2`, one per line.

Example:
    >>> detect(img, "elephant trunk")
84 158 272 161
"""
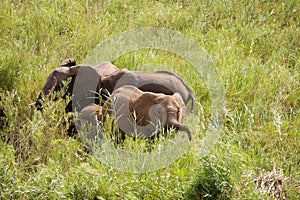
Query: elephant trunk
188 95 195 111
167 119 192 141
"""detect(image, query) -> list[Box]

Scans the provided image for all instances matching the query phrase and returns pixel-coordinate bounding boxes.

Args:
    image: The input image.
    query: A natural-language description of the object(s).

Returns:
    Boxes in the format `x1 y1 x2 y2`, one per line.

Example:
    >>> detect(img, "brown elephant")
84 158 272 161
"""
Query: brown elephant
35 59 118 111
104 85 192 142
100 69 195 110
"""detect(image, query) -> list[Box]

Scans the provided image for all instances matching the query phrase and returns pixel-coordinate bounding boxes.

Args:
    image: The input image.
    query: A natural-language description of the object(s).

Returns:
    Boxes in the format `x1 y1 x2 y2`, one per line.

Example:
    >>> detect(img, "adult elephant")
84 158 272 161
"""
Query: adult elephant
101 69 195 110
35 59 118 112
104 85 192 142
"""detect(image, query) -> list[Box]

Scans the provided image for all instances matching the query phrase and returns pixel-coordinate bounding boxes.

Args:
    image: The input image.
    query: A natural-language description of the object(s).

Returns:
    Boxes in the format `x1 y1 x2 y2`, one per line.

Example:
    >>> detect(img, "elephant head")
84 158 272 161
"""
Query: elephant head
108 85 191 142
101 69 195 110
35 60 118 111
34 64 80 110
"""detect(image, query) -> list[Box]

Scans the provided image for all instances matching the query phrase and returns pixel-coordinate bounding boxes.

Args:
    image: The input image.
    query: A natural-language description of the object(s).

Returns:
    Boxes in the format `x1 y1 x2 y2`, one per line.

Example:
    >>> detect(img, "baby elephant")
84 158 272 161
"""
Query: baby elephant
77 103 103 153
77 103 103 142
78 103 103 127
106 85 192 142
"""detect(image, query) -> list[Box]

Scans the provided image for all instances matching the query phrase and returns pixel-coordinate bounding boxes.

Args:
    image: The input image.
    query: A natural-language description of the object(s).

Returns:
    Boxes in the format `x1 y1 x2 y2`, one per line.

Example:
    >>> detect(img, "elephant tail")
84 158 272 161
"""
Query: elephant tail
188 94 195 111
168 119 192 141
60 58 76 67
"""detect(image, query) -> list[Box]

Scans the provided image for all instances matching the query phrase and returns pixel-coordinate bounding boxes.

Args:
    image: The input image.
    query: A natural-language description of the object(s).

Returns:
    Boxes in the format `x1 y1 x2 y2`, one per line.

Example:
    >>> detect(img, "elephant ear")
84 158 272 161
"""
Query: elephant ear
172 92 185 105
69 65 80 76
131 92 158 126
172 92 187 123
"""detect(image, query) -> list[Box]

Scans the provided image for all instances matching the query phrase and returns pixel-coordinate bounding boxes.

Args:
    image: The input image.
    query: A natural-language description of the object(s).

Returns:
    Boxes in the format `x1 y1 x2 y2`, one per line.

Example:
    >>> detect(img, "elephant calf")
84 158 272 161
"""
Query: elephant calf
77 103 103 141
105 85 192 142
78 103 103 127
76 103 104 152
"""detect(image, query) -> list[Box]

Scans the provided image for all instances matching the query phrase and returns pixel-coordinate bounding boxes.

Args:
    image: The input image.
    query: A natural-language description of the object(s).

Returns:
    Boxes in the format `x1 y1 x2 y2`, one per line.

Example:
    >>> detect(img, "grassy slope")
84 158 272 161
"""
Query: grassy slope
0 0 299 199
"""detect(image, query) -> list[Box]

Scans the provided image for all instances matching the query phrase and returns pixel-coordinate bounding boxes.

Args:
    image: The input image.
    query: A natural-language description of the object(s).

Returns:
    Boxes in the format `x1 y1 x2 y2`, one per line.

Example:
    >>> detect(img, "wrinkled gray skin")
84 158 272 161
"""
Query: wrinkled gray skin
101 69 195 110
35 59 118 111
105 85 191 142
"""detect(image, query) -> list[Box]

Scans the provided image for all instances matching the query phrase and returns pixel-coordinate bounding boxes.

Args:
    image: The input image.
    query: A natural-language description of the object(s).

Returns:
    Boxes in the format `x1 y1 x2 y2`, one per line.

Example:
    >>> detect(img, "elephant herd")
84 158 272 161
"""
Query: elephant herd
35 59 195 144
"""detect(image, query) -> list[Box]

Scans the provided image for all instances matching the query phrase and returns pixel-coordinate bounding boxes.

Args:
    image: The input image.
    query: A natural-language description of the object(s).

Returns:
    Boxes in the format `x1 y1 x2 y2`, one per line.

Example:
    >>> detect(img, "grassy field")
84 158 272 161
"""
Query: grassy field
0 0 299 199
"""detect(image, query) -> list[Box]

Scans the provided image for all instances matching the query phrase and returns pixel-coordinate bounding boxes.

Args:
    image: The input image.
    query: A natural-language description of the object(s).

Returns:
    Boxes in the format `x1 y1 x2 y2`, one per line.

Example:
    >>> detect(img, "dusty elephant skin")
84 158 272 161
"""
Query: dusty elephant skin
35 66 80 110
34 58 79 110
67 61 118 112
35 59 118 112
100 69 195 110
93 62 119 79
105 85 192 143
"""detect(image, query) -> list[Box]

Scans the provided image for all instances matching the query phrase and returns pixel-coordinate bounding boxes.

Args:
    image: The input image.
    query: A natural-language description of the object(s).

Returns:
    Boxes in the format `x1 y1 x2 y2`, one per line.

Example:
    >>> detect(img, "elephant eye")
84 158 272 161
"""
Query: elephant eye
177 109 180 115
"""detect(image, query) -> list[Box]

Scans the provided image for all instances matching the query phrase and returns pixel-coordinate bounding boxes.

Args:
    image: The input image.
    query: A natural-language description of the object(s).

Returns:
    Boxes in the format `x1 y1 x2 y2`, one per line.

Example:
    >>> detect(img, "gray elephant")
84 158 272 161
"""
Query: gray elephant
100 69 195 110
35 59 118 112
104 85 192 143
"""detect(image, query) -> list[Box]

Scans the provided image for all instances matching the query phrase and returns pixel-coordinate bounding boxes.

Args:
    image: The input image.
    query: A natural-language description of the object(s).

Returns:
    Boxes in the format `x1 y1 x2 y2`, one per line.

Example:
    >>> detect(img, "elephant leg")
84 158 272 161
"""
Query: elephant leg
117 130 126 145
108 118 126 147
65 100 73 113
66 111 90 138
0 106 6 129
67 115 78 137
145 138 155 152
111 129 126 147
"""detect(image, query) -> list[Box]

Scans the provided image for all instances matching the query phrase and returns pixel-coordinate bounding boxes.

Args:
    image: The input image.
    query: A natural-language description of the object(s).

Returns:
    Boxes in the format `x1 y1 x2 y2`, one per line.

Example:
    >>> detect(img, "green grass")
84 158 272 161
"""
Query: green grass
1 0 299 199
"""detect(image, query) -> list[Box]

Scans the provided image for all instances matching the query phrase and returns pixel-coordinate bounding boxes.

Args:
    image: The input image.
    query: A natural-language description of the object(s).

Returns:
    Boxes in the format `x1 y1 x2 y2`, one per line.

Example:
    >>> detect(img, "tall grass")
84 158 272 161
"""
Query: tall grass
1 0 299 199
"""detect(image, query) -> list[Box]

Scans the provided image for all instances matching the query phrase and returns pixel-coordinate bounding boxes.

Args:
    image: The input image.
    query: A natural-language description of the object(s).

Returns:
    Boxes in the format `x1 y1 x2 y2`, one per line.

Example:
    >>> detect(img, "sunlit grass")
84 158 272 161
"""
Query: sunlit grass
0 0 299 199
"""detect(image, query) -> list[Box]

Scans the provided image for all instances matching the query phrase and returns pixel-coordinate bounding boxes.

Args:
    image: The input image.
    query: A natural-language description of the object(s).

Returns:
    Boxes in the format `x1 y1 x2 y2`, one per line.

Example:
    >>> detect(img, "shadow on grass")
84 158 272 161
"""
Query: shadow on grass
184 157 233 200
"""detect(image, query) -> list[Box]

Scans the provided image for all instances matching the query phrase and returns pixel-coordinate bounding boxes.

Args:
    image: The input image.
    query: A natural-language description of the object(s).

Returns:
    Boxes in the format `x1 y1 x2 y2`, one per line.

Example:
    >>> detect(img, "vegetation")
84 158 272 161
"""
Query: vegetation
0 0 299 199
